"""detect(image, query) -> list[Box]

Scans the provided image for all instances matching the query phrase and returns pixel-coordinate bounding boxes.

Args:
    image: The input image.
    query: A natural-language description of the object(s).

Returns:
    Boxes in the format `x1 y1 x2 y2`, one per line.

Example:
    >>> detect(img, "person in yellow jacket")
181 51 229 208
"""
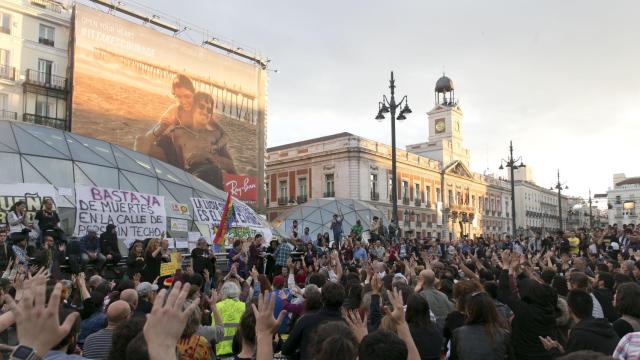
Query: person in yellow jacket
568 232 581 256
214 280 246 357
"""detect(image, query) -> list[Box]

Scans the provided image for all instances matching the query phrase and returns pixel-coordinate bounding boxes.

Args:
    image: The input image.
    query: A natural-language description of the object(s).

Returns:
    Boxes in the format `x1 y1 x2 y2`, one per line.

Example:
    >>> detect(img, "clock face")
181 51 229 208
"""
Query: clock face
435 119 445 133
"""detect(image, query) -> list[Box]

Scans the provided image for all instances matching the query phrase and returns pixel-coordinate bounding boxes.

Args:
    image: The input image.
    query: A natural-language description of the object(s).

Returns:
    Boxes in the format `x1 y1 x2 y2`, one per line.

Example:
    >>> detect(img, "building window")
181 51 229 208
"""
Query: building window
401 181 409 203
265 181 270 206
37 58 54 83
370 174 378 200
414 183 421 203
278 180 288 205
448 190 454 206
0 48 11 79
388 178 393 200
0 12 10 35
471 195 475 208
436 188 441 203
297 177 307 203
324 174 334 197
425 185 431 206
39 24 55 46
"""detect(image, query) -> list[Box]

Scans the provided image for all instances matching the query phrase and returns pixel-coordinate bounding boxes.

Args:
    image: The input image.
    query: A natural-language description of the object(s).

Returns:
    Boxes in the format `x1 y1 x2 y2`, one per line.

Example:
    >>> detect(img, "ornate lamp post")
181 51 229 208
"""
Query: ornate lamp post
375 71 412 227
499 141 525 239
550 170 568 232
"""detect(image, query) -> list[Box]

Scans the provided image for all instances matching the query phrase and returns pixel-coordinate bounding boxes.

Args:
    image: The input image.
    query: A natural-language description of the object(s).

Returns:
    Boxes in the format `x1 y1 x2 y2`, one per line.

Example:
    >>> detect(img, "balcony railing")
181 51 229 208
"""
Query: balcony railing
30 0 63 13
370 192 379 201
0 110 17 121
296 195 308 204
414 199 422 207
23 113 67 130
25 69 67 90
324 191 335 198
402 197 410 205
0 26 10 35
38 37 55 47
277 197 288 206
0 64 15 81
416 220 422 227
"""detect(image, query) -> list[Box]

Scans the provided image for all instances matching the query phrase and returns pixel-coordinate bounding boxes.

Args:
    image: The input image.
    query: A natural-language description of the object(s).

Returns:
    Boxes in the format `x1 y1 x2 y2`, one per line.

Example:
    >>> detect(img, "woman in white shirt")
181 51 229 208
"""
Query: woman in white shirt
7 200 31 240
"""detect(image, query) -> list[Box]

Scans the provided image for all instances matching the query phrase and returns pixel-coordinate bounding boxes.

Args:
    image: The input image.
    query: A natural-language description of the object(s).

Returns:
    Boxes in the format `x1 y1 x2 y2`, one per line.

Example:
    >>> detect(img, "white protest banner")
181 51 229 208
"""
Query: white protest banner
74 185 166 246
0 183 58 225
233 201 263 227
190 197 224 225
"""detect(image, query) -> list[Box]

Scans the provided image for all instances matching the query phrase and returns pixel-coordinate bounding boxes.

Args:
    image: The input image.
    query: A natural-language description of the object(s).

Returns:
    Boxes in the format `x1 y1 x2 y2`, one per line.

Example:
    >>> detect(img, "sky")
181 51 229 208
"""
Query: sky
127 0 640 199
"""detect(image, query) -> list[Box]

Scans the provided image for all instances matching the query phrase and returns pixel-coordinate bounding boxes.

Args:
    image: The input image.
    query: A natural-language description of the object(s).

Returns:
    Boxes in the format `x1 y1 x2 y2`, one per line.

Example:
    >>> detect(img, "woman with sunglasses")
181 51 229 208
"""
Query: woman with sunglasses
171 91 237 188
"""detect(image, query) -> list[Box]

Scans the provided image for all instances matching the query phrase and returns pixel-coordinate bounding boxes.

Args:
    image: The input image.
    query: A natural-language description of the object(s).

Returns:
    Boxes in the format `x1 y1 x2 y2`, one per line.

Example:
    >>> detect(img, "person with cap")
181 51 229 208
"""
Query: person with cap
133 282 158 317
214 280 245 358
83 300 131 360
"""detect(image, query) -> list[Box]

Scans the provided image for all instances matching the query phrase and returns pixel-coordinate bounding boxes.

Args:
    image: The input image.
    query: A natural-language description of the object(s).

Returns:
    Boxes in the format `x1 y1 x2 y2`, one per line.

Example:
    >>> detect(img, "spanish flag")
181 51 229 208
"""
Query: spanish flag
213 192 235 245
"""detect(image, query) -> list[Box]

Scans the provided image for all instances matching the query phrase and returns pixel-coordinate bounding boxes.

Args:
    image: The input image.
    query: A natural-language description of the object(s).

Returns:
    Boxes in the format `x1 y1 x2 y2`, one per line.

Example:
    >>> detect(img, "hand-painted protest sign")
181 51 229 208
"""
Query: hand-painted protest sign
160 252 179 276
190 197 224 225
74 185 165 245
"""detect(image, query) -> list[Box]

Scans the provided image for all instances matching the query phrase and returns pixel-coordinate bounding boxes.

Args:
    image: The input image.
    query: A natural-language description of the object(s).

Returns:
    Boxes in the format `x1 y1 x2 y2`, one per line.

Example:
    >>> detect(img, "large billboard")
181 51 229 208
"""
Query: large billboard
70 4 265 207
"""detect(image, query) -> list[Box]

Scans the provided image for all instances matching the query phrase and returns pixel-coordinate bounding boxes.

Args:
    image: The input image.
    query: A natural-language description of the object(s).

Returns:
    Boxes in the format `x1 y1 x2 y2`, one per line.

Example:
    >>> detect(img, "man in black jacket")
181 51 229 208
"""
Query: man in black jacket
282 280 345 359
542 289 619 356
593 272 620 322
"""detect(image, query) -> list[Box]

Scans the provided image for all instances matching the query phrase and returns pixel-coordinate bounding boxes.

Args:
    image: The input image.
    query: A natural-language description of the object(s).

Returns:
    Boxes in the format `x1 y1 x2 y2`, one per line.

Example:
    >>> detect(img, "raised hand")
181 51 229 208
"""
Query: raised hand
342 309 368 342
252 291 286 337
388 287 406 326
5 269 79 358
144 282 199 360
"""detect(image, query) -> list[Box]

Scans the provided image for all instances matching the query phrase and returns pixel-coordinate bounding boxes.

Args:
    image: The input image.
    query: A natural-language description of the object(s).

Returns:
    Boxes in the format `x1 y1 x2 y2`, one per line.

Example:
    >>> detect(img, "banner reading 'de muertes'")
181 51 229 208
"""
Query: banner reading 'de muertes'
74 185 166 245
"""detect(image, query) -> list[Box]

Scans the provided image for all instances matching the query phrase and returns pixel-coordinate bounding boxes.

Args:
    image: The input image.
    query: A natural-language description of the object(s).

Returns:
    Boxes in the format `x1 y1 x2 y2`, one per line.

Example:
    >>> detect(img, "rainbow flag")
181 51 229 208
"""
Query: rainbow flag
213 192 235 245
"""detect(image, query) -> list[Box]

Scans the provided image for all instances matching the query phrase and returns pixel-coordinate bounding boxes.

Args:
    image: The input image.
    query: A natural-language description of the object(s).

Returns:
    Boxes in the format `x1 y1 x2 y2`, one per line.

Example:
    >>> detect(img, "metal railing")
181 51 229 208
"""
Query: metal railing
38 37 55 47
371 192 379 201
277 197 288 206
0 110 17 121
414 198 422 207
402 197 410 205
0 26 9 35
25 69 67 90
23 113 67 130
0 64 15 81
324 191 335 198
30 0 63 13
296 195 308 204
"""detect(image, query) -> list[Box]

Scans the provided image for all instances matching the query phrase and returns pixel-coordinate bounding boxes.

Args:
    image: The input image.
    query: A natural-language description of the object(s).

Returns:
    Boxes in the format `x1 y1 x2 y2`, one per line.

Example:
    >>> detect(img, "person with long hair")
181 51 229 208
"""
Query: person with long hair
613 282 640 337
126 240 145 278
33 198 61 245
405 293 443 360
143 238 162 283
7 200 31 242
450 291 514 359
443 279 484 348
99 224 121 268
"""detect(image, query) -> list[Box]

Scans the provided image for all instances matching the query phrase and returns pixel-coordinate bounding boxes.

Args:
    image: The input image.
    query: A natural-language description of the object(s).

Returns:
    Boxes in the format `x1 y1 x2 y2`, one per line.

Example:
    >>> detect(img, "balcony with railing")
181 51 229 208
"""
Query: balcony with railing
23 113 67 130
402 197 410 205
324 191 335 198
0 25 10 35
0 110 17 121
370 192 379 201
414 198 422 207
38 37 55 47
296 195 308 204
0 64 15 81
277 197 289 206
25 69 67 91
415 219 422 227
30 0 63 13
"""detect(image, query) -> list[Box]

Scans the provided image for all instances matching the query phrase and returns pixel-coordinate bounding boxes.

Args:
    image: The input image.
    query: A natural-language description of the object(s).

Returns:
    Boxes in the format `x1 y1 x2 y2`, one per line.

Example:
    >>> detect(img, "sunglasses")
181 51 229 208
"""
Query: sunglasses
197 102 213 113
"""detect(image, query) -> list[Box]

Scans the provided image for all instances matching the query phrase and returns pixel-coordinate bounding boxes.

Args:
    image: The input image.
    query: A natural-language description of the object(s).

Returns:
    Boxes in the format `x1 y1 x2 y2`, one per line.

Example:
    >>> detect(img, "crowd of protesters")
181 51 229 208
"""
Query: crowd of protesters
3 198 640 360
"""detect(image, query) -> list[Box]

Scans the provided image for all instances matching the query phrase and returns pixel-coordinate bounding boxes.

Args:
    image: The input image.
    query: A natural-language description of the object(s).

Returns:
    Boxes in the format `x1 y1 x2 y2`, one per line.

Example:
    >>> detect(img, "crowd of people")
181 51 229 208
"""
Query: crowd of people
3 199 640 360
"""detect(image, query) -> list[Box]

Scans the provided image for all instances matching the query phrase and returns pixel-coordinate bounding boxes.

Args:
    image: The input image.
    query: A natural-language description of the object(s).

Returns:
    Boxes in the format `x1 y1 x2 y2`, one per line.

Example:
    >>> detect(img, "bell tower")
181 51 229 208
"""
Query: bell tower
406 74 470 167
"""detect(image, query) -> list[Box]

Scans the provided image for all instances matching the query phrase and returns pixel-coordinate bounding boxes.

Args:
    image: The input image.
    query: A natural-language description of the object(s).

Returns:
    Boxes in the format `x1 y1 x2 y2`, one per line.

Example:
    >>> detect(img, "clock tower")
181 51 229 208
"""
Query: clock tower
406 74 470 167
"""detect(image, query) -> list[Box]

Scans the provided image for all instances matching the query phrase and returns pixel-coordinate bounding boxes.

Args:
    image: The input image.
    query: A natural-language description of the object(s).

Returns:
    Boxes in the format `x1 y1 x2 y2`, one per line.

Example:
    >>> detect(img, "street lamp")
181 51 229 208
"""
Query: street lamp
375 71 411 229
549 169 568 232
588 189 593 230
499 141 525 239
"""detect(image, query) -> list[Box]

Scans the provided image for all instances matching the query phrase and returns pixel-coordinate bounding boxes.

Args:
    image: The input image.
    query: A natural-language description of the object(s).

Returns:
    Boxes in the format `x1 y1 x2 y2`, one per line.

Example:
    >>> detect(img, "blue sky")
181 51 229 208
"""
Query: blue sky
116 0 640 199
